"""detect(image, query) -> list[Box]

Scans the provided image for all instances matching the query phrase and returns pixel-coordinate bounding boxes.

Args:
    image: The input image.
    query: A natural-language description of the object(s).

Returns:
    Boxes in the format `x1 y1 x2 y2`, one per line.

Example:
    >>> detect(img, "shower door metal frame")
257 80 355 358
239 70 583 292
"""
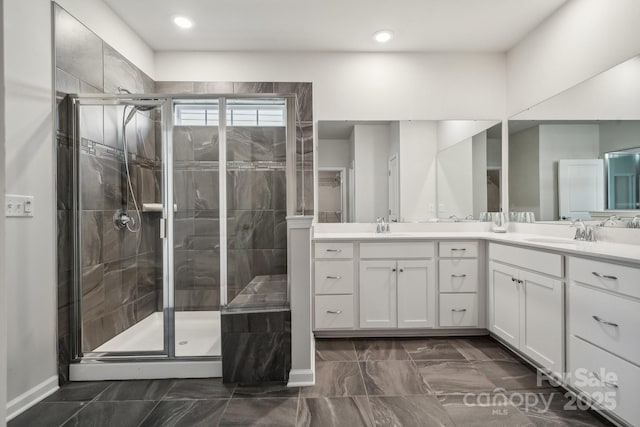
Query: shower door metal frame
69 93 298 364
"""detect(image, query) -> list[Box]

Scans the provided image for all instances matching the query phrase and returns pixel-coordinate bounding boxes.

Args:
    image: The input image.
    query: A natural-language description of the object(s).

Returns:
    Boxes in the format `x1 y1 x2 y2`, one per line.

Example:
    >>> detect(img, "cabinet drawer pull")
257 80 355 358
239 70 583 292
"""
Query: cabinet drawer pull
592 315 619 328
326 310 342 314
325 275 342 279
451 248 467 251
325 249 342 253
592 371 619 389
451 308 467 312
592 272 617 280
451 274 467 278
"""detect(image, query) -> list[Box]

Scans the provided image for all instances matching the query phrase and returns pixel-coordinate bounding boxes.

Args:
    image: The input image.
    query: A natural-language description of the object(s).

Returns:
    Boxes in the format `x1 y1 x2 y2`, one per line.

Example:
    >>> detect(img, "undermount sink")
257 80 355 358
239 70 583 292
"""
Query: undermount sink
523 237 577 245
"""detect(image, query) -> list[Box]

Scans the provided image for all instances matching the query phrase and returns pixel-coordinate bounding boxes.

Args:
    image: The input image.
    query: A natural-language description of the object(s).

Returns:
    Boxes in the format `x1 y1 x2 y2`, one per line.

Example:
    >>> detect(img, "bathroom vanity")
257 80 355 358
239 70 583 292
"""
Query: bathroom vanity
311 226 640 427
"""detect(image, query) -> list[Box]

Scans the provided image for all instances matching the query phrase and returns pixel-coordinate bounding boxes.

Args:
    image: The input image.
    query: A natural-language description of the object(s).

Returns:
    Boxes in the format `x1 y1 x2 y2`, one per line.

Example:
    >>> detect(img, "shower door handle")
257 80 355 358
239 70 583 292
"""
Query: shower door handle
160 218 167 239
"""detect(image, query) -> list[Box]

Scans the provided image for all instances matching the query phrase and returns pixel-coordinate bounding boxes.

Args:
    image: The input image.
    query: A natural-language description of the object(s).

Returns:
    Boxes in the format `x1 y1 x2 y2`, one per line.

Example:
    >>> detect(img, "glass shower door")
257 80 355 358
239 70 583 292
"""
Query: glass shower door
72 96 172 358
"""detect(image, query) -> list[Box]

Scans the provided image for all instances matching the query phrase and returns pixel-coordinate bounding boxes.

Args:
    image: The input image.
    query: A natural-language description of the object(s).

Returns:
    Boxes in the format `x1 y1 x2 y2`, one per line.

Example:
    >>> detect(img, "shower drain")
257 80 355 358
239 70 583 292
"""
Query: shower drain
178 341 188 345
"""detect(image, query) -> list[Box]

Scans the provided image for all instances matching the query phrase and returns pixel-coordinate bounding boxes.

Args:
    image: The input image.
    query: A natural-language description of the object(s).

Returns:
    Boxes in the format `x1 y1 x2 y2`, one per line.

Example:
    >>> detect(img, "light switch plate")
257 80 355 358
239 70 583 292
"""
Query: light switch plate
6 194 34 217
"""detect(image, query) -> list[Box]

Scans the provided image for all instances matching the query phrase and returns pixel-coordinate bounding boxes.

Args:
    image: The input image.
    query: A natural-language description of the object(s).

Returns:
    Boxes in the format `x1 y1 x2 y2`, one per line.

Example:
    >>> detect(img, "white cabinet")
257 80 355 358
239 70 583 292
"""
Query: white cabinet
313 243 356 330
359 259 435 329
488 243 564 375
359 260 398 328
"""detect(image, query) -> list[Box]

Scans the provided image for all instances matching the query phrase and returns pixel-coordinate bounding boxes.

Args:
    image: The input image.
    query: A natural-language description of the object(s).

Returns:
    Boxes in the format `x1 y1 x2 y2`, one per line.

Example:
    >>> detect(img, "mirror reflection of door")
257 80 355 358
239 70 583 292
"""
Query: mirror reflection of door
388 154 399 222
487 168 501 212
558 159 605 220
318 169 345 223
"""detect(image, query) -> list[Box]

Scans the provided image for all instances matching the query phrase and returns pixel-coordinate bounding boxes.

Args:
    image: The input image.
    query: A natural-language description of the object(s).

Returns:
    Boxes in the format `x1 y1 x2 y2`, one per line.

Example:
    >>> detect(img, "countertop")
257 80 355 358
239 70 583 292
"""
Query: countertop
313 231 640 266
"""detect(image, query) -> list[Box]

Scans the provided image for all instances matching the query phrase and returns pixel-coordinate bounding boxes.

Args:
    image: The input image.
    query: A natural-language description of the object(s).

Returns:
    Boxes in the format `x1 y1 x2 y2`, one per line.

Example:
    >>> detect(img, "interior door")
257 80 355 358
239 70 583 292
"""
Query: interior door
388 154 399 222
359 260 397 328
397 260 435 328
488 262 520 348
558 159 605 220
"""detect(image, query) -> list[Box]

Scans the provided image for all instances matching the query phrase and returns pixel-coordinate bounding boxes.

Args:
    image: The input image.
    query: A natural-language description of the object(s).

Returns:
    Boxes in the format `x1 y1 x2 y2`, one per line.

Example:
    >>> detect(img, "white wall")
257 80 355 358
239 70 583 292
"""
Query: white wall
538 124 600 221
437 138 473 218
599 121 640 156
507 0 640 116
0 0 6 422
472 131 488 217
509 126 540 217
436 120 501 151
54 0 155 78
398 121 437 221
513 56 640 120
156 52 507 120
4 0 58 418
353 124 390 222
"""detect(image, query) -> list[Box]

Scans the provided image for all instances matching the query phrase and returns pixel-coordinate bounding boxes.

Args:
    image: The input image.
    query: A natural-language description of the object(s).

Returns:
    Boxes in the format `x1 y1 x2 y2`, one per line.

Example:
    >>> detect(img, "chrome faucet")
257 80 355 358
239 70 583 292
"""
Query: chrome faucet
599 215 619 227
376 217 390 233
571 219 596 241
629 215 640 229
449 215 459 222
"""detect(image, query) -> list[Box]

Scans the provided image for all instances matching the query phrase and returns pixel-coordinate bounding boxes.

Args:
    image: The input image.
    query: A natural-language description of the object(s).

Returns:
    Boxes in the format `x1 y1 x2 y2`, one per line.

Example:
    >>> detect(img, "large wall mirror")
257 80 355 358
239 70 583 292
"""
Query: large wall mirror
317 120 502 223
509 55 640 226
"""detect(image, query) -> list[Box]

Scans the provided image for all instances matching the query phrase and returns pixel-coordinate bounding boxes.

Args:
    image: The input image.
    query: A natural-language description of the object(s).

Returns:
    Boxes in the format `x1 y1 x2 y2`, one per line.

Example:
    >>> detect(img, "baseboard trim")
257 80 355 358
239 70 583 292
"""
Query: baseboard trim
287 369 315 387
70 360 222 381
314 328 489 338
6 375 59 421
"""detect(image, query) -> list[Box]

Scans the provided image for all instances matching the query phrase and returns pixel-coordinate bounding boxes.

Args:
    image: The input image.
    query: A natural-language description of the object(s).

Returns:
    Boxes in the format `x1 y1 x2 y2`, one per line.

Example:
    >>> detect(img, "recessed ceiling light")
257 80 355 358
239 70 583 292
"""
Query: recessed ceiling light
173 16 193 29
373 30 393 43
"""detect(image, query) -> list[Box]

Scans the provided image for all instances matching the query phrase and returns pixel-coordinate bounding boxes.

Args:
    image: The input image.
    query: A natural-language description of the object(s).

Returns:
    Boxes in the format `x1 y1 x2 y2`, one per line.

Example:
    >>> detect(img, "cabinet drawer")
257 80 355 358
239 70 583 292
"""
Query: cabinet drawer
439 259 478 292
315 295 354 330
360 242 434 259
314 261 354 295
439 294 478 327
439 241 478 258
569 283 640 365
315 242 353 259
489 243 563 278
568 335 640 426
569 257 640 300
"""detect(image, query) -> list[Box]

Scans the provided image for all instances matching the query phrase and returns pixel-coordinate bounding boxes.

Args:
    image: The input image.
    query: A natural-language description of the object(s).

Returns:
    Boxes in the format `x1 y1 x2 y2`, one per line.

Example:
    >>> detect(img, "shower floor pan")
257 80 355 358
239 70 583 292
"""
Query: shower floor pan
93 311 221 357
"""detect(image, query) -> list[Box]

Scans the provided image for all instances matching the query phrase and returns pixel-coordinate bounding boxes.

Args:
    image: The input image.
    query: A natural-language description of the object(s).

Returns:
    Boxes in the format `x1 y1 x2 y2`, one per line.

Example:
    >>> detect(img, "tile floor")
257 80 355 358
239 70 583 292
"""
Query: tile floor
9 337 614 427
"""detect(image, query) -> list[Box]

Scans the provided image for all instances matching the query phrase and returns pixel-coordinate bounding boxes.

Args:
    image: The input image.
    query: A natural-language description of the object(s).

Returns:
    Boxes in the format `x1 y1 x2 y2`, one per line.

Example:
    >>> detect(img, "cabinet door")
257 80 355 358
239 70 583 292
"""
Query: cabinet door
520 270 563 374
488 262 520 348
360 260 397 328
397 260 435 328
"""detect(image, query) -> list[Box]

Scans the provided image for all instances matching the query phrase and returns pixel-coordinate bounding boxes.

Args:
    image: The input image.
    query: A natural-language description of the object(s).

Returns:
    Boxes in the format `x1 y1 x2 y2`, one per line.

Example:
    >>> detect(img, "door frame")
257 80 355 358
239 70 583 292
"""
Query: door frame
388 153 399 222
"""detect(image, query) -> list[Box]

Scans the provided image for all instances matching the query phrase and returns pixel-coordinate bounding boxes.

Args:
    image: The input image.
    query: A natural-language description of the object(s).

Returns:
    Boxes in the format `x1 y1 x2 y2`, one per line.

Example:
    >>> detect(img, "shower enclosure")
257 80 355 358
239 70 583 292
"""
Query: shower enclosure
68 93 296 379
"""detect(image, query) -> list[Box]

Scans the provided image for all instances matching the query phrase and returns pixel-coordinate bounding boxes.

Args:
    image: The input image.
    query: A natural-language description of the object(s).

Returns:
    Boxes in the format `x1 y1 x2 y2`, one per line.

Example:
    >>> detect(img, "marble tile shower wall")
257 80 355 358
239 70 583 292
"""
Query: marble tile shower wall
54 5 158 383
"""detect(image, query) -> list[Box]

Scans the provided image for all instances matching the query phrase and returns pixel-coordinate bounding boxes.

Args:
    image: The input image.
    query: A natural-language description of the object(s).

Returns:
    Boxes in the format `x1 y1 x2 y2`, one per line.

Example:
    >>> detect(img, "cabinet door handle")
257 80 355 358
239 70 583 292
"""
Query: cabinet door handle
392 268 397 272
511 277 517 282
518 279 524 284
451 308 467 312
451 274 467 278
399 269 404 272
592 315 619 328
326 310 342 314
592 272 617 280
451 248 467 251
325 276 342 279
592 371 619 389
325 249 342 253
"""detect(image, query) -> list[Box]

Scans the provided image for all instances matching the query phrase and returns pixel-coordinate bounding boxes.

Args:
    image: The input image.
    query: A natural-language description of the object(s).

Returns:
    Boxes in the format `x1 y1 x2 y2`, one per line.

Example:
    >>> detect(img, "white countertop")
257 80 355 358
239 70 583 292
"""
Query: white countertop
313 231 640 266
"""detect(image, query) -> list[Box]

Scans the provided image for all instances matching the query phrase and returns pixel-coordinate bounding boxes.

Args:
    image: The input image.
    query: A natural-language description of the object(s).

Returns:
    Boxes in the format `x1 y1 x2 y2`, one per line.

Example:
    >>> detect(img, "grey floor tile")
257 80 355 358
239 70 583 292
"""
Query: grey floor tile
44 381 112 402
473 360 546 391
354 340 411 361
234 384 299 398
301 361 367 398
297 397 373 427
8 402 85 427
61 401 157 427
517 392 611 427
415 360 496 394
315 339 357 361
96 379 174 401
439 393 534 427
164 379 234 400
453 337 519 362
399 339 466 361
360 361 431 396
220 397 298 426
369 395 455 427
139 399 228 427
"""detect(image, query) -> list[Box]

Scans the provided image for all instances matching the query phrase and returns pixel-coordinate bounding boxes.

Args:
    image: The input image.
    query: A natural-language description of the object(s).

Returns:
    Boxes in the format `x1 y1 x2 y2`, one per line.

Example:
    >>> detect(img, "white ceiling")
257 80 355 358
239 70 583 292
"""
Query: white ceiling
104 0 567 52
